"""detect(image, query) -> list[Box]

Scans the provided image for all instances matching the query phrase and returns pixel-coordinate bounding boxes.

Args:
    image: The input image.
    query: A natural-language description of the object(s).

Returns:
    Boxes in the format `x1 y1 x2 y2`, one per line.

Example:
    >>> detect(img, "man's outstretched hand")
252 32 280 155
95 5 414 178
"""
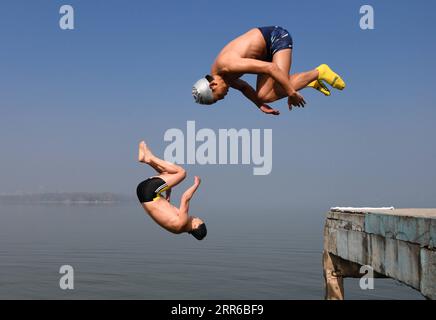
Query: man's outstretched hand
259 104 280 115
288 91 306 110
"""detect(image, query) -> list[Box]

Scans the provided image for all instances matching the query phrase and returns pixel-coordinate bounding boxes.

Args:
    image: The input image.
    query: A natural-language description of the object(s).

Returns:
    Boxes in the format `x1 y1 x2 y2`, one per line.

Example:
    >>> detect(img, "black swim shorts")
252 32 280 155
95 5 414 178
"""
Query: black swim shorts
136 177 169 203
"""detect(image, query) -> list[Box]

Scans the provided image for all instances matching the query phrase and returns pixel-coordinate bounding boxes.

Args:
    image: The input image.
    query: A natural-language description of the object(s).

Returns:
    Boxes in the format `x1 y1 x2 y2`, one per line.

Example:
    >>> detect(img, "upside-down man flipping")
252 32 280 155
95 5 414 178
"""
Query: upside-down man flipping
136 141 207 240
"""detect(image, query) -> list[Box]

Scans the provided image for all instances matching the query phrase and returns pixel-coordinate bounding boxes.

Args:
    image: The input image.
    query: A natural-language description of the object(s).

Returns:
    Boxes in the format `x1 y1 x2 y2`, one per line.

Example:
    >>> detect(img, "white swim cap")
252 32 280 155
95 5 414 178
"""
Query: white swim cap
192 77 215 105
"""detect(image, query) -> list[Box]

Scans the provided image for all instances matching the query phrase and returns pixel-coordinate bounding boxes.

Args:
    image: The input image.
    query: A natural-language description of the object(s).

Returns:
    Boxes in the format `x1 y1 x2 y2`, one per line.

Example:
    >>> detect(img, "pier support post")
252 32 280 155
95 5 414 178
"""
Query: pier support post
323 250 374 299
323 250 344 300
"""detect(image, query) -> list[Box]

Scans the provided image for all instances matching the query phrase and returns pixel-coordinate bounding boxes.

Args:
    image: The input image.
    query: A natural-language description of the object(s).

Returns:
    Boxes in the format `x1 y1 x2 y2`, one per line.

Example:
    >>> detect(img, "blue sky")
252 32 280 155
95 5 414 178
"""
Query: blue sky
1 0 435 212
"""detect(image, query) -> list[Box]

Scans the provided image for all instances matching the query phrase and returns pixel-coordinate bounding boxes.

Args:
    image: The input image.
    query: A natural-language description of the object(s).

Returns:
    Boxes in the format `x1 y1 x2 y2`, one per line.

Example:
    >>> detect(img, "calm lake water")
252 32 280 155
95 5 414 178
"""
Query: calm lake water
0 203 423 299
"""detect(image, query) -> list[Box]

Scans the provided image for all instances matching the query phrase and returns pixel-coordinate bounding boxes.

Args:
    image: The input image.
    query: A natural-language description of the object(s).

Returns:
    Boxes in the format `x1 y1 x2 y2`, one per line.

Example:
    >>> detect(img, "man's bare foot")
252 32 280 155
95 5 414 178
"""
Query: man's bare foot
194 176 201 186
138 141 153 163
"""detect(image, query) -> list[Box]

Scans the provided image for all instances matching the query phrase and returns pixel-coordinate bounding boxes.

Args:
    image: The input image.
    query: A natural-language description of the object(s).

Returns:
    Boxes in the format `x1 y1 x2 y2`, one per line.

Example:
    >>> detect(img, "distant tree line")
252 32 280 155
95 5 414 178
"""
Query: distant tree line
0 192 133 204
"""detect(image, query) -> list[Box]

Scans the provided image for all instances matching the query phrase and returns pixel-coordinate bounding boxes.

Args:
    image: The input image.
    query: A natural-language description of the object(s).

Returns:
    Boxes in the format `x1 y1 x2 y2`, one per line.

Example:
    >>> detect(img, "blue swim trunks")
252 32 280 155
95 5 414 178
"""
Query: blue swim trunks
258 26 293 62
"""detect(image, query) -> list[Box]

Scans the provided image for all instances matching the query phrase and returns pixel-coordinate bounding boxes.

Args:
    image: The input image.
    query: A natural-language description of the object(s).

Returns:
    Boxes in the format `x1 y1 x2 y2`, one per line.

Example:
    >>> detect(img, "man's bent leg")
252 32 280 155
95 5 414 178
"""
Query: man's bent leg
289 70 320 91
256 49 292 102
139 141 186 188
257 70 319 103
256 49 319 103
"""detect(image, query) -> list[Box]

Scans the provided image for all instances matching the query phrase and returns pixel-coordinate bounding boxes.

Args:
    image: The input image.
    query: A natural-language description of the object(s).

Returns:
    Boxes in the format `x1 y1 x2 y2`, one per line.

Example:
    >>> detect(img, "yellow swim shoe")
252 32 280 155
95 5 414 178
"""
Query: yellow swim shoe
307 79 331 96
316 64 346 90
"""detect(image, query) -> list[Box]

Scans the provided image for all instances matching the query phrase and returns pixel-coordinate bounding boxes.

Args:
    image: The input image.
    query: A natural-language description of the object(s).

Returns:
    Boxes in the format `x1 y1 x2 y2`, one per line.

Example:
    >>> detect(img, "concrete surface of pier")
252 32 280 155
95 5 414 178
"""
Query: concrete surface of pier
323 208 435 299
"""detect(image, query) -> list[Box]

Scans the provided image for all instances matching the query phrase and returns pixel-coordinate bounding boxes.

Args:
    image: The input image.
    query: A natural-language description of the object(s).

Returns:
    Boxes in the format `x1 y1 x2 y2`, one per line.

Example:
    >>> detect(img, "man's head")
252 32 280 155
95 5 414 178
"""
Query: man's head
192 74 229 105
188 216 207 240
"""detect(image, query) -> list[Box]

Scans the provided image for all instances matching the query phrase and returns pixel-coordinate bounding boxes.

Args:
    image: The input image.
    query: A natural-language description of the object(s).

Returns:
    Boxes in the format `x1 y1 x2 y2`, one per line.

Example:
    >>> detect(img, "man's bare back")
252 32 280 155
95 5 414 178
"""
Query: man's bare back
211 28 268 81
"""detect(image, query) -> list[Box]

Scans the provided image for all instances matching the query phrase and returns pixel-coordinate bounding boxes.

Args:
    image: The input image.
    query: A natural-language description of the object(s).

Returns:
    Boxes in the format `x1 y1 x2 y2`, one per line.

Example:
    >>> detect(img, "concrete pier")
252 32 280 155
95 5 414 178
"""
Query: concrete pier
323 208 436 299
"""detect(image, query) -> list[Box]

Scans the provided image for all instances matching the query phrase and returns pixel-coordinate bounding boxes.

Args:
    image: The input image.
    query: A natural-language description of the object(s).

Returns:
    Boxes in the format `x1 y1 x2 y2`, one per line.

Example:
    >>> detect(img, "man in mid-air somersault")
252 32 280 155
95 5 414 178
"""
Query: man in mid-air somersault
192 26 346 115
136 141 207 241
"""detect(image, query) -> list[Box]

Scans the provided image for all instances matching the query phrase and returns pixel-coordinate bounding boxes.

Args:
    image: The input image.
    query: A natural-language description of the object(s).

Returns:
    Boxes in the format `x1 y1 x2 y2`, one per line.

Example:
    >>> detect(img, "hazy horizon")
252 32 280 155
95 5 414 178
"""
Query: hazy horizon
1 1 436 212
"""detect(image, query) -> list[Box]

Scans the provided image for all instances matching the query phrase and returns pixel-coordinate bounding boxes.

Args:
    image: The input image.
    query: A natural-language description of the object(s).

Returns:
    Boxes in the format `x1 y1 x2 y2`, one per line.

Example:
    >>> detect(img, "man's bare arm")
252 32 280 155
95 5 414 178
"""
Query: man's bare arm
231 79 280 115
178 176 201 224
231 79 263 107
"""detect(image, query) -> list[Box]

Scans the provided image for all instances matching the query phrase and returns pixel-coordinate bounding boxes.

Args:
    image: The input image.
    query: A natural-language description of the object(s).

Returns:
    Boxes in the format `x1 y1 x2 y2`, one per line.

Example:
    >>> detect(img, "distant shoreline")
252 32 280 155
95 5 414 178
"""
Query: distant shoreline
0 192 134 204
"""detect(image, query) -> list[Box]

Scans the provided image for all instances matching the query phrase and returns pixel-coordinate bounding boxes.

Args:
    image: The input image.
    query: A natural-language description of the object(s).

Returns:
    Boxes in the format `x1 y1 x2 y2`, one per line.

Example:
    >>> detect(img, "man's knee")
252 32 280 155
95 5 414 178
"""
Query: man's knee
179 168 187 179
